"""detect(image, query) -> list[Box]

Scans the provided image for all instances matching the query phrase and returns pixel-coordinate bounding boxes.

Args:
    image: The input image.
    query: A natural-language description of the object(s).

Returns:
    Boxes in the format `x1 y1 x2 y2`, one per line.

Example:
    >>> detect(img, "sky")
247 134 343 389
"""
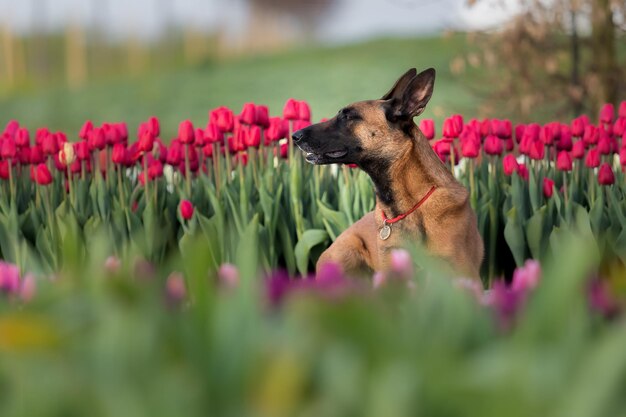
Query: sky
0 0 521 43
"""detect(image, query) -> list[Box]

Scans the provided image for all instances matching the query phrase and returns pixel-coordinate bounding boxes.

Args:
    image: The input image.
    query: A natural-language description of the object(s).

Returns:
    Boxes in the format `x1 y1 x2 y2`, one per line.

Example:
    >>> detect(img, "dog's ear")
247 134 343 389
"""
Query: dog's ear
380 68 417 101
384 68 435 121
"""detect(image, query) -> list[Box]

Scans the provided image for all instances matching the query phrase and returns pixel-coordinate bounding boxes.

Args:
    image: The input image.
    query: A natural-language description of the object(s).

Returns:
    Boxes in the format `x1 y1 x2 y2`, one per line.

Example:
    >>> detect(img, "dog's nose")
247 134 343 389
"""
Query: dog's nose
292 130 304 143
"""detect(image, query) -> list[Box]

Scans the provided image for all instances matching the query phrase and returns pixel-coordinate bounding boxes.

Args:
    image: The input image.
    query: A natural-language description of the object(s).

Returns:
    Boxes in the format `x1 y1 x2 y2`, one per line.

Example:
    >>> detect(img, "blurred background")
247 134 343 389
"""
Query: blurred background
0 0 624 138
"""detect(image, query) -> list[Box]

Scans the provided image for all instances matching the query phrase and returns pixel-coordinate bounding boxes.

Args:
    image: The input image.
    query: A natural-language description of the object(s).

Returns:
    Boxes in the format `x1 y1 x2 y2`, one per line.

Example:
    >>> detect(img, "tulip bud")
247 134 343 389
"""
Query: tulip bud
3 120 19 139
419 119 435 140
583 125 598 146
443 117 461 139
34 163 53 185
571 140 585 159
600 103 614 124
246 125 262 148
179 199 194 220
557 125 572 151
149 116 160 137
585 148 600 168
42 132 59 155
240 102 257 125
529 140 545 160
1 138 16 159
194 128 205 147
517 163 529 180
597 134 612 155
255 105 270 128
620 147 626 167
79 120 94 140
514 123 526 143
461 137 479 158
178 120 195 144
88 127 106 151
543 177 554 198
556 150 572 171
283 99 299 120
15 128 30 147
619 101 626 119
111 143 127 165
298 100 311 122
598 163 615 185
571 117 585 137
502 154 519 175
59 142 76 166
484 135 503 156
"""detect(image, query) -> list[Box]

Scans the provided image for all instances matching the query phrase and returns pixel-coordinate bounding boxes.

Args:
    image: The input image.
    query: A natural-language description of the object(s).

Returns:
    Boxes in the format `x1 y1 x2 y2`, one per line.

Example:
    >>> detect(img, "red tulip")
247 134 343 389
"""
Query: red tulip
443 117 461 139
514 124 526 143
556 151 572 171
30 145 44 165
557 125 572 151
240 103 257 125
598 163 615 185
42 132 59 155
88 127 106 151
148 116 160 137
193 128 205 147
620 147 626 167
597 133 612 155
613 118 626 137
283 99 299 120
619 101 626 119
35 127 49 146
517 163 529 180
103 123 120 145
419 119 435 140
492 119 511 139
279 143 288 159
571 141 586 159
177 120 194 145
519 135 533 155
148 159 163 180
502 154 519 175
583 125 598 146
204 124 224 144
266 117 288 142
138 130 155 153
543 177 554 198
571 117 585 137
433 140 451 158
166 140 183 166
15 128 30 147
600 103 614 124
298 100 311 122
255 105 270 128
479 119 491 138
75 141 90 161
484 135 503 156
0 160 9 179
203 143 213 158
3 120 19 138
461 137 479 158
452 114 464 133
116 122 129 142
210 107 234 133
540 122 560 146
585 148 600 168
1 138 16 159
18 146 31 165
112 143 127 165
529 140 545 160
34 163 53 185
179 200 194 220
246 125 262 148
79 120 93 140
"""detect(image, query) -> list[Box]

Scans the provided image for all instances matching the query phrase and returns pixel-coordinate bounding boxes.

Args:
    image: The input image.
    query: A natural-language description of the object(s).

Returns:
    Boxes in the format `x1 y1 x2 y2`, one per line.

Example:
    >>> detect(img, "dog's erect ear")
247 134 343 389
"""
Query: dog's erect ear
384 68 436 121
381 68 417 101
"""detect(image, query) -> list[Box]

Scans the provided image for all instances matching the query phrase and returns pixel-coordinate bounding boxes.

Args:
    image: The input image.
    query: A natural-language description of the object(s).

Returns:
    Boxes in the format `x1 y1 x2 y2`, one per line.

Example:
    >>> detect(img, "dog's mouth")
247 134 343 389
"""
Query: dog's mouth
304 150 348 164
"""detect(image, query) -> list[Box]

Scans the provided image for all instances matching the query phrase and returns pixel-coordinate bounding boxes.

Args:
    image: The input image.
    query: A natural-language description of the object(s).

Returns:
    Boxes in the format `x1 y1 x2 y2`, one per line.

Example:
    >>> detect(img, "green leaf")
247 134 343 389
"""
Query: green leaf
503 207 526 266
294 229 329 276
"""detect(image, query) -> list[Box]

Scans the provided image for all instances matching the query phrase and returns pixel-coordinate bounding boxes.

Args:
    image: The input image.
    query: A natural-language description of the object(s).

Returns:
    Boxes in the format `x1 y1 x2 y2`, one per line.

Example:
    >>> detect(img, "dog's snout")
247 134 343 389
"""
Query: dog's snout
292 130 305 143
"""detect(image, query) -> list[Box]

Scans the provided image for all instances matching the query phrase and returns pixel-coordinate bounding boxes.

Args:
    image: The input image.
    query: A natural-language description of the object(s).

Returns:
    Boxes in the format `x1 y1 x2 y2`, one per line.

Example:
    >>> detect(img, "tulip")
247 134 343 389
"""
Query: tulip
167 140 183 166
484 135 503 156
279 142 288 159
442 117 461 138
103 123 121 145
204 124 224 144
35 163 53 185
42 132 59 155
148 116 160 137
193 128 205 147
246 125 262 148
1 138 16 159
88 127 106 151
492 119 511 139
619 101 626 118
0 261 20 294
620 147 626 168
583 125 598 146
18 146 30 165
0 161 9 180
556 151 572 171
111 143 127 165
571 140 585 159
179 199 194 220
514 123 526 143
266 117 288 142
517 163 529 180
598 163 615 185
540 122 560 146
255 105 270 128
613 118 626 137
571 117 585 137
419 119 435 140
597 134 612 155
452 114 464 133
461 138 480 158
502 154 519 175
543 177 554 198
30 145 45 164
585 148 600 168
211 107 234 133
600 103 614 124
148 159 163 180
511 259 541 292
59 142 76 166
175 119 193 145
116 122 129 142
529 140 545 160
79 120 93 140
293 120 311 131
283 98 299 120
203 143 213 158
298 100 311 121
557 125 572 151
433 140 451 157
138 130 155 153
240 102 257 125
3 120 19 139
218 263 239 289
15 128 30 147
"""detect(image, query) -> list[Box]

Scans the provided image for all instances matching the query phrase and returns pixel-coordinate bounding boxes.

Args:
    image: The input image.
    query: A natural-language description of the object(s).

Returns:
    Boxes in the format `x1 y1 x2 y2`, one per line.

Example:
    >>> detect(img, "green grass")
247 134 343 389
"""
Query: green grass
0 35 479 139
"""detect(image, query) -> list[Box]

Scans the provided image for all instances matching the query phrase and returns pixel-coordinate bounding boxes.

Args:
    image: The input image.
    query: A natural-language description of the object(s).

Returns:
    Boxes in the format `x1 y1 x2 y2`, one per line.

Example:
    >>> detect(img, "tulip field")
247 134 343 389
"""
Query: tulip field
2 97 626 416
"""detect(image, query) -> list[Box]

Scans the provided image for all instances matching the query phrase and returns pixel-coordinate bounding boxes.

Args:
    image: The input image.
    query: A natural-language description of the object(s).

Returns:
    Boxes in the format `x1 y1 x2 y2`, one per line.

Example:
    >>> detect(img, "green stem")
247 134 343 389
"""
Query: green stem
184 144 191 197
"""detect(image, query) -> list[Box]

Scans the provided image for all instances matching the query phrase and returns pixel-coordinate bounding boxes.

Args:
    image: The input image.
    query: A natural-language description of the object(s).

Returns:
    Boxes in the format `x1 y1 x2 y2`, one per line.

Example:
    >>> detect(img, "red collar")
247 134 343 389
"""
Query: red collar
381 186 436 224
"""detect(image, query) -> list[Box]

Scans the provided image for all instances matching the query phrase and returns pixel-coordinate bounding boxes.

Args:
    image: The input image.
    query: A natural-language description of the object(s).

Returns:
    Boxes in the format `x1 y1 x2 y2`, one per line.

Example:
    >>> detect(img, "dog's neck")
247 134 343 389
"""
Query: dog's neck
361 125 455 219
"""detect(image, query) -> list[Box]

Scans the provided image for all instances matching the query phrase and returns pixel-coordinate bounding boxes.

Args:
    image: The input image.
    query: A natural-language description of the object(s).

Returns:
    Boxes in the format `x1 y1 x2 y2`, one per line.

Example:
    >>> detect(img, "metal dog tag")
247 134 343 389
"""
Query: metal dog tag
379 223 391 240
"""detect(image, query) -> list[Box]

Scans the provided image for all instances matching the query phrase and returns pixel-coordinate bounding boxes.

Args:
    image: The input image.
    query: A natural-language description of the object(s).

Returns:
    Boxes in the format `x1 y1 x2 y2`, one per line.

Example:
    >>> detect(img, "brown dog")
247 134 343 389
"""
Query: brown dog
292 68 484 279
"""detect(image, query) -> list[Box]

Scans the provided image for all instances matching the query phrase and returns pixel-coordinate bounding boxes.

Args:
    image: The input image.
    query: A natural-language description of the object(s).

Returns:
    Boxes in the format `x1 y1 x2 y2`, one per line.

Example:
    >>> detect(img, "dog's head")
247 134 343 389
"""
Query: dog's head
292 67 435 166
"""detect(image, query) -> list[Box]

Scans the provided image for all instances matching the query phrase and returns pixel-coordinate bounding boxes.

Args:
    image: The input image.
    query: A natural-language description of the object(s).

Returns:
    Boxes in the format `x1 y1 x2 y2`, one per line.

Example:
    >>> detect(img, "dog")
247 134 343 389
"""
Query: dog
292 67 484 280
